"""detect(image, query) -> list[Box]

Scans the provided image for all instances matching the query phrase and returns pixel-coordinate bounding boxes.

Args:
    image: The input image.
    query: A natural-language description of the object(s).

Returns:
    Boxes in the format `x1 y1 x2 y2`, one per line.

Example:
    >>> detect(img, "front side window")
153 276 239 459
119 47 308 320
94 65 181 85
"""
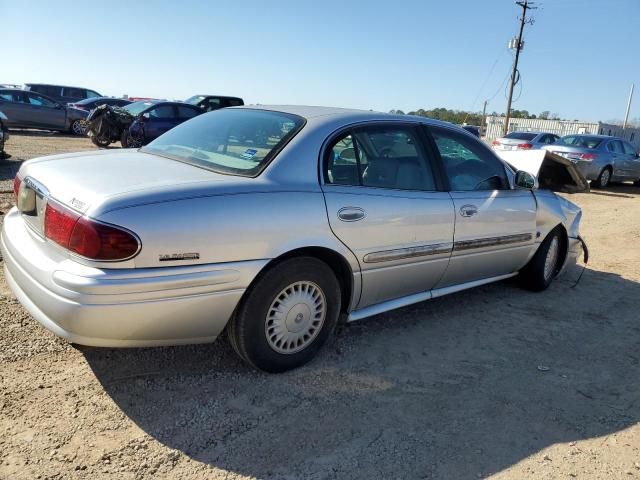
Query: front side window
325 125 436 191
143 108 305 176
86 90 100 99
430 126 509 191
27 94 57 107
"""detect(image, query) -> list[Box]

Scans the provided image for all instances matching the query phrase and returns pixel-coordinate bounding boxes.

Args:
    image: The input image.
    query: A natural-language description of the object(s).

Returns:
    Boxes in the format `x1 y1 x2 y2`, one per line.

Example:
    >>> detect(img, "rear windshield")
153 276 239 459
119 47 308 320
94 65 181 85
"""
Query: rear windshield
142 108 305 176
505 132 536 140
558 136 602 149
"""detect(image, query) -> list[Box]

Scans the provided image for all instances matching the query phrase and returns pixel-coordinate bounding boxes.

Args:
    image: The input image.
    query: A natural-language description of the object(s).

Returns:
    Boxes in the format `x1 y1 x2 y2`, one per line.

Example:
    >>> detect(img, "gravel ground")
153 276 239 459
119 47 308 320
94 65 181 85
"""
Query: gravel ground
1 132 639 479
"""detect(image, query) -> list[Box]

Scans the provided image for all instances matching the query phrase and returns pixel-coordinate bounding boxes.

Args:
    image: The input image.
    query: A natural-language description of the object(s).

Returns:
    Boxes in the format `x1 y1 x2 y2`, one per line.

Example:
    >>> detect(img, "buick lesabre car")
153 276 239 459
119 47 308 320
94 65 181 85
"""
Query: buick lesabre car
1 106 588 372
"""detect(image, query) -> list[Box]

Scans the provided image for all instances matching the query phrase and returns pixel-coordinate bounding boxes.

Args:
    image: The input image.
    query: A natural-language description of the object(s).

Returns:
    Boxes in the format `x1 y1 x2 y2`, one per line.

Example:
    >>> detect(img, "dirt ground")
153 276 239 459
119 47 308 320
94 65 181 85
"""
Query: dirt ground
0 132 639 480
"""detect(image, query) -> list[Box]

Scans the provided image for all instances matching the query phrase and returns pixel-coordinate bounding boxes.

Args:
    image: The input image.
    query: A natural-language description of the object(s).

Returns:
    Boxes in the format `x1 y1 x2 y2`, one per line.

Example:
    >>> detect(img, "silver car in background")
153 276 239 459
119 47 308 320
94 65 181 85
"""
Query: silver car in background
492 131 559 151
1 106 587 372
543 134 640 188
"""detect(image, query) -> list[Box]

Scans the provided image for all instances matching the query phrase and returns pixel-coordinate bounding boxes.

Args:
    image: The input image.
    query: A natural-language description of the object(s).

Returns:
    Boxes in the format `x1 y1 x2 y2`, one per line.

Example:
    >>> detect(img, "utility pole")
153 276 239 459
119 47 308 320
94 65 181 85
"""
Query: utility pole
480 100 488 137
623 83 634 129
503 0 536 136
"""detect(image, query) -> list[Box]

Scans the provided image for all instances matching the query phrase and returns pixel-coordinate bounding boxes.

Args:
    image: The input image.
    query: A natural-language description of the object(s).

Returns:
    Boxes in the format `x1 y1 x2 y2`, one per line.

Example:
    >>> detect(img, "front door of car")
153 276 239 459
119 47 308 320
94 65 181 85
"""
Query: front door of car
24 93 66 130
322 123 454 308
621 141 640 179
143 105 178 141
426 125 537 288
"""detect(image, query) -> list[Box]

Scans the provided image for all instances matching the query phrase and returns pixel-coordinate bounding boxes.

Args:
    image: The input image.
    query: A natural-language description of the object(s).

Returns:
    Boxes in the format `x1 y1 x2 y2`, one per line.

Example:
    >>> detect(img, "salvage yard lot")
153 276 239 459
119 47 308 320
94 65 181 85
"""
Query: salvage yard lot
1 132 639 479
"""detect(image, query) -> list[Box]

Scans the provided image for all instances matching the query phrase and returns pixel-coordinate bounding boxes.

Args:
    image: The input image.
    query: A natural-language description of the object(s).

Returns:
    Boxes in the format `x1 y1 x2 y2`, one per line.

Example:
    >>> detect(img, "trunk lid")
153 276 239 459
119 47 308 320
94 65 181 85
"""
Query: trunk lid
16 149 257 230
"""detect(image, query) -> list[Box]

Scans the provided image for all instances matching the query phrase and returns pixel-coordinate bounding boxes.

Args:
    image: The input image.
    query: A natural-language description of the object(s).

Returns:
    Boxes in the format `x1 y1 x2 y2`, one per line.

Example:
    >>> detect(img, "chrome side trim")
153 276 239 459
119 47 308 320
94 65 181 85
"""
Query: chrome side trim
347 273 517 322
453 233 532 252
363 242 453 263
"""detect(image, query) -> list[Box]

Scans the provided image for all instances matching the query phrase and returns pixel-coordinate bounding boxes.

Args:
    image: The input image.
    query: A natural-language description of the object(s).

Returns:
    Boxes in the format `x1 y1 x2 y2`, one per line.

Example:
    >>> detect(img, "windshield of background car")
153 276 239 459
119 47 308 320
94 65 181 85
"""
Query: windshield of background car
504 132 536 140
142 109 305 176
123 101 155 116
185 95 205 105
558 136 602 149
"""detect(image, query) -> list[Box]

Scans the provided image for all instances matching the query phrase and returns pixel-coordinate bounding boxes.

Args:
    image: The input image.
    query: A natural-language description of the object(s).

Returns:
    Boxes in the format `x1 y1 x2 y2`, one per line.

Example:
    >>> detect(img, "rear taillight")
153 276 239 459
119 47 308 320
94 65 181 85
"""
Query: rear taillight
517 143 533 149
13 176 22 205
580 153 596 161
491 140 500 146
44 200 139 261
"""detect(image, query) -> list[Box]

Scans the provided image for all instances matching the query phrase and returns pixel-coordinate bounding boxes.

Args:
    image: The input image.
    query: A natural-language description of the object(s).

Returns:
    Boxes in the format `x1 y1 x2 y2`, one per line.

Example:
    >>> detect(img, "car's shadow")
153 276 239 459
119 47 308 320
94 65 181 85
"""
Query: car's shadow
84 266 640 478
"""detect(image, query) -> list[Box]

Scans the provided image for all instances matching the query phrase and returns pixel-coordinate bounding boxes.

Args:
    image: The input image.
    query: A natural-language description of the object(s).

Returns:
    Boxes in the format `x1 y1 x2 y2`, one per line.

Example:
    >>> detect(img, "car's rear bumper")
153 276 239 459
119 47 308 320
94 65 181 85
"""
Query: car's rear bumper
1 208 268 347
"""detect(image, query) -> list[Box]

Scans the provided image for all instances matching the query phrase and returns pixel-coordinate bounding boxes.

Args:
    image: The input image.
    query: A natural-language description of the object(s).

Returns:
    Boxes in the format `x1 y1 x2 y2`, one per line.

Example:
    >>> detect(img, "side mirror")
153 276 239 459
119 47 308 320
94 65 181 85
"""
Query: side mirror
141 112 150 120
515 170 537 189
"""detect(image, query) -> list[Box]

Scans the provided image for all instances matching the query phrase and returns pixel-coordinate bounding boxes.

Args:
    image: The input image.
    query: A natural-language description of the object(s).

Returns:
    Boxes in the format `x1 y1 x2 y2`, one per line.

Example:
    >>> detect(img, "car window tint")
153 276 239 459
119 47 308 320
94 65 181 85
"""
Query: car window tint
0 92 21 102
32 86 60 98
177 106 200 119
622 142 637 155
229 98 244 106
148 105 175 119
86 90 100 99
325 126 436 191
27 94 57 107
206 98 222 111
430 126 509 191
63 87 85 99
606 140 624 153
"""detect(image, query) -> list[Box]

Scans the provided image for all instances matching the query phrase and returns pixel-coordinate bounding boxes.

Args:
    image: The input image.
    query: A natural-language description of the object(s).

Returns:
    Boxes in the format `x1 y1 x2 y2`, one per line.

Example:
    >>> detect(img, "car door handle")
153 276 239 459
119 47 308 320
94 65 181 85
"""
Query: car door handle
459 204 478 217
338 207 365 222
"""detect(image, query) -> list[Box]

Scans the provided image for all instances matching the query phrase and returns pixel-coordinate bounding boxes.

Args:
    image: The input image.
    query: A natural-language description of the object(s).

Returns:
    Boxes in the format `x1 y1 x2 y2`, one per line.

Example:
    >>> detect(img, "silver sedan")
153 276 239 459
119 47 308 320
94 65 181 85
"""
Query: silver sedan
1 106 588 372
492 131 560 151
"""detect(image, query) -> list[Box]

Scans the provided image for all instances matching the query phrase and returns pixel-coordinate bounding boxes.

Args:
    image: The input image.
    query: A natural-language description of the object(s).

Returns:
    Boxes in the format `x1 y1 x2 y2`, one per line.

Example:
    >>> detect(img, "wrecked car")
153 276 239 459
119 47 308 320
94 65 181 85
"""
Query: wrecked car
2 107 588 372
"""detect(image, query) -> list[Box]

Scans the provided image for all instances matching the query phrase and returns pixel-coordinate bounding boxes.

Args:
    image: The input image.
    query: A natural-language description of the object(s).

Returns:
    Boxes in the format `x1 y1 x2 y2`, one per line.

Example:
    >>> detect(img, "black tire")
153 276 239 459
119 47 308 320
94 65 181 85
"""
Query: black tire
70 119 86 136
91 136 111 148
518 228 563 292
592 167 612 188
120 130 130 148
228 257 341 373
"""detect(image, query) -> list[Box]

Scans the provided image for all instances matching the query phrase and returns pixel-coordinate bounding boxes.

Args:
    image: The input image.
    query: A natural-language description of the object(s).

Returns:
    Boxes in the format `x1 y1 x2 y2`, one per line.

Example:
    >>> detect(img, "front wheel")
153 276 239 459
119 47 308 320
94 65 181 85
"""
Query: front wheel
70 119 86 136
228 257 341 372
518 229 563 292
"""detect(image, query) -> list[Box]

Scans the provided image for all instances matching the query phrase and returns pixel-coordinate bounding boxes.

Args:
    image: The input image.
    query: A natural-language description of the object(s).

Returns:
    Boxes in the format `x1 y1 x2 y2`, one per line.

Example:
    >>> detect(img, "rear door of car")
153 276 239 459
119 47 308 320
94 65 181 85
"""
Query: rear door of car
425 125 537 288
322 122 454 308
0 91 28 127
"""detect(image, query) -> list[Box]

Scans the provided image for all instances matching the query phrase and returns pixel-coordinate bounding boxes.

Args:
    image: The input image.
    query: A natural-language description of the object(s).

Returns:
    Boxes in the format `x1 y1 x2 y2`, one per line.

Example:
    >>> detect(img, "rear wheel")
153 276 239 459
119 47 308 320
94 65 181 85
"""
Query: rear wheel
228 257 341 372
518 228 563 292
91 136 111 148
593 167 611 188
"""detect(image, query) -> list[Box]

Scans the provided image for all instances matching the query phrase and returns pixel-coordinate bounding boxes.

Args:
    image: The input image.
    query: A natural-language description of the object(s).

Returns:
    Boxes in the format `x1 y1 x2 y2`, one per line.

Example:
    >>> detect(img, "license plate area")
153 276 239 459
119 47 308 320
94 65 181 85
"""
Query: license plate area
19 177 49 236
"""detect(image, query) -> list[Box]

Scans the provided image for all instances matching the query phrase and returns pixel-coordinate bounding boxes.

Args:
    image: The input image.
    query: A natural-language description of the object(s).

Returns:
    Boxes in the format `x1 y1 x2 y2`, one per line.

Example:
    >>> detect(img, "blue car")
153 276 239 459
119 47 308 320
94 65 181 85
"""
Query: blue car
120 100 203 148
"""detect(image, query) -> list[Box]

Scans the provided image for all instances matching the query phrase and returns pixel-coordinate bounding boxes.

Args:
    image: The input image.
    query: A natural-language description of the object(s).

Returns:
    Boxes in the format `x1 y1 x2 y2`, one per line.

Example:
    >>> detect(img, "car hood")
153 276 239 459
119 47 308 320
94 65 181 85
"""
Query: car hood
496 149 590 193
19 149 260 216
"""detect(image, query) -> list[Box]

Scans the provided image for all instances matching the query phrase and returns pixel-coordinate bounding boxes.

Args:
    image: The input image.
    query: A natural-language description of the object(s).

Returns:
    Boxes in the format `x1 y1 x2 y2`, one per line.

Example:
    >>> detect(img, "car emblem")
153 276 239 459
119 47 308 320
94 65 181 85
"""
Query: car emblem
159 252 200 262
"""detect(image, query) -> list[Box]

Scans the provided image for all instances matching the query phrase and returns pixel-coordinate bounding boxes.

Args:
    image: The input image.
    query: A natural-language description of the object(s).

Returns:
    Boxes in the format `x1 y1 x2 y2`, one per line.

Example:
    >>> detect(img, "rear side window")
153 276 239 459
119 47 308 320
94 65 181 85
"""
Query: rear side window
622 142 638 155
31 85 60 98
430 126 508 191
86 90 100 99
148 105 176 119
228 98 244 106
63 87 85 99
0 91 22 102
606 140 624 153
176 106 200 119
325 125 437 191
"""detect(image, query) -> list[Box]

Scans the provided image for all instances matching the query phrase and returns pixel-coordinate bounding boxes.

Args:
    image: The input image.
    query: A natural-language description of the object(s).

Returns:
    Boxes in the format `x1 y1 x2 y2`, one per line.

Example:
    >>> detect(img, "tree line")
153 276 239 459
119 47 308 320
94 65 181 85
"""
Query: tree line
388 107 562 125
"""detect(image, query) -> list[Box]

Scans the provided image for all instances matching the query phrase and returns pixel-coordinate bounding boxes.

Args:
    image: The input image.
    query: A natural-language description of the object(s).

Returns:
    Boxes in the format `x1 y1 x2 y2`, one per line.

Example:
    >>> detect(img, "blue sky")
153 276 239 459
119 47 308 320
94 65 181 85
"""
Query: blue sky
3 0 638 122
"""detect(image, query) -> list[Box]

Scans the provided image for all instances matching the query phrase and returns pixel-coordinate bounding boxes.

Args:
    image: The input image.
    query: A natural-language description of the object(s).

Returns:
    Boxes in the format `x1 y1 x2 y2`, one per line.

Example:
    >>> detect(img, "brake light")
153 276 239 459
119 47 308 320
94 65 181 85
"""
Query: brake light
13 176 22 205
580 153 596 161
492 140 500 146
517 143 533 149
44 200 139 261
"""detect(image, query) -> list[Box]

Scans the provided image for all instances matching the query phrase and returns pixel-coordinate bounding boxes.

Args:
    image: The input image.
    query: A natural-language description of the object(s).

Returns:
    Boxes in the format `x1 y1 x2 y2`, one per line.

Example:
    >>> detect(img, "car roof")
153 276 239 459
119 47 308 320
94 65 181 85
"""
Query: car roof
25 83 94 90
563 134 624 140
195 95 243 100
238 105 457 129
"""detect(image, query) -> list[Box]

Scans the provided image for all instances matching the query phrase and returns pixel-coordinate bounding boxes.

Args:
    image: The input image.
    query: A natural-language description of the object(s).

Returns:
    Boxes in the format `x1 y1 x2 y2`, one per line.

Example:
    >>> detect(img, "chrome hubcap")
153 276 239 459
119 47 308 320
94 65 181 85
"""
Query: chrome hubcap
265 281 326 354
544 236 559 281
